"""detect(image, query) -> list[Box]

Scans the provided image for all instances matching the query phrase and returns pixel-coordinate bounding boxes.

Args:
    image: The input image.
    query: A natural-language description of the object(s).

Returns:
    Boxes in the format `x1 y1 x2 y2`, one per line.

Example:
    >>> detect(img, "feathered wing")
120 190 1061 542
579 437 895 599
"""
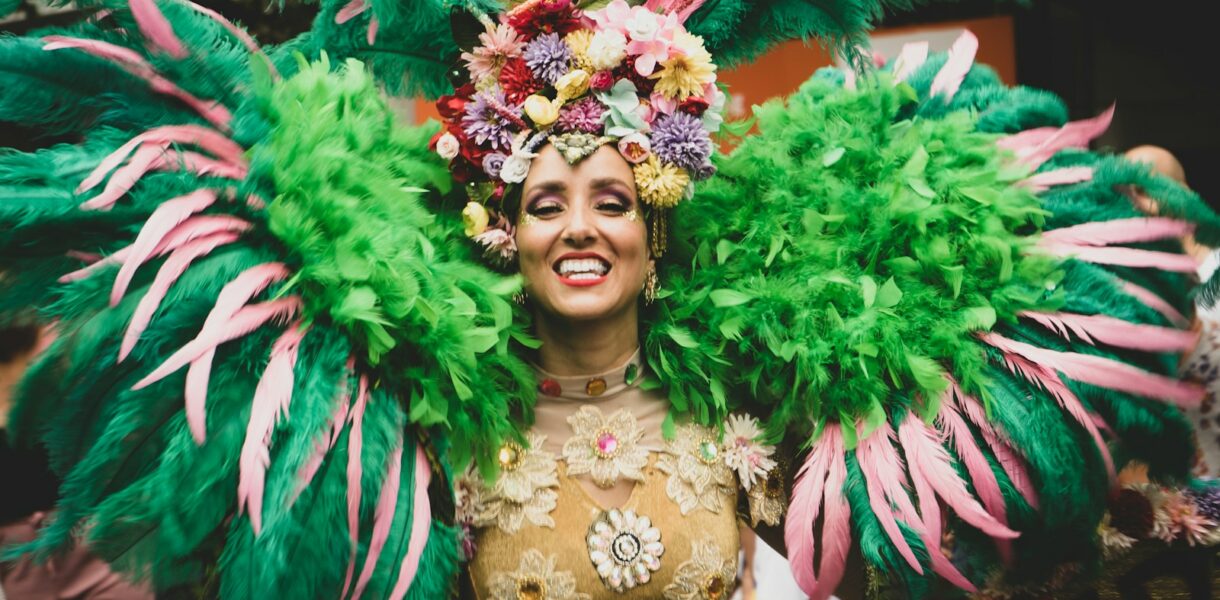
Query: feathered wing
651 32 1218 596
0 2 532 596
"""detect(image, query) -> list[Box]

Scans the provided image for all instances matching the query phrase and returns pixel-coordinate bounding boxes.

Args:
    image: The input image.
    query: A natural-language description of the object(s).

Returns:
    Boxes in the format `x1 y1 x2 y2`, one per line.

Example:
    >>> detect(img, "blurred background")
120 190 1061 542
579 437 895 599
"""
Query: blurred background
3 0 1220 205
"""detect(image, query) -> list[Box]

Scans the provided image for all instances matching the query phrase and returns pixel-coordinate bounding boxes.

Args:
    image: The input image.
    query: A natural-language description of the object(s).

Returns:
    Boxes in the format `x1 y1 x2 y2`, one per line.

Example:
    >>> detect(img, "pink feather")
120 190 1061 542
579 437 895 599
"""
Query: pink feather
981 332 1205 408
929 30 978 101
109 189 218 306
1118 279 1191 328
128 0 187 57
388 445 433 600
903 426 976 591
983 339 1117 481
335 0 367 23
289 370 354 507
367 15 379 45
1039 242 1199 272
856 424 924 573
78 125 246 193
1019 166 1094 192
897 412 1020 540
997 105 1115 169
952 392 1040 510
237 323 306 535
1041 217 1194 246
644 0 706 22
1021 311 1196 353
180 262 292 441
341 375 370 598
891 41 929 83
937 395 1011 564
42 36 232 130
119 230 240 362
351 441 405 600
130 296 301 390
807 438 851 600
785 428 837 595
79 144 165 210
58 215 249 285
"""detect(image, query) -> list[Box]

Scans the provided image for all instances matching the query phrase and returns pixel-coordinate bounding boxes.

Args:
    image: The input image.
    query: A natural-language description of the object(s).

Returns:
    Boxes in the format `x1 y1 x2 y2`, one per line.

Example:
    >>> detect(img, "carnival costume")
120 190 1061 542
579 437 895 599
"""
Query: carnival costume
2 0 1220 597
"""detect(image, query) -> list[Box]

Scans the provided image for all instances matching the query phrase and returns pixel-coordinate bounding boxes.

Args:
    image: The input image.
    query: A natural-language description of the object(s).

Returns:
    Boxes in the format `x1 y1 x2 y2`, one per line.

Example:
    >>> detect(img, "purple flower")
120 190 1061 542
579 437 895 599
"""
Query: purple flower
1187 486 1220 522
556 96 606 134
483 152 507 179
462 91 520 151
650 111 712 174
523 33 572 85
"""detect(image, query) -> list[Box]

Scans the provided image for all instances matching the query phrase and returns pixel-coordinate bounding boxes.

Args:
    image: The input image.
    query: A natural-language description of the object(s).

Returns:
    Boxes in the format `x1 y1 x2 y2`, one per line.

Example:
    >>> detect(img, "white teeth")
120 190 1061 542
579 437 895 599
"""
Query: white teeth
557 258 609 277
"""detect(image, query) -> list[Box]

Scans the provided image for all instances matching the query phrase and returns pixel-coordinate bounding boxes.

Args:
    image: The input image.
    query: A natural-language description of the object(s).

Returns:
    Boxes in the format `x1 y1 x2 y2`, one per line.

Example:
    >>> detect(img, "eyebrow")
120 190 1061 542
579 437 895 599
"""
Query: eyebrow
525 177 632 195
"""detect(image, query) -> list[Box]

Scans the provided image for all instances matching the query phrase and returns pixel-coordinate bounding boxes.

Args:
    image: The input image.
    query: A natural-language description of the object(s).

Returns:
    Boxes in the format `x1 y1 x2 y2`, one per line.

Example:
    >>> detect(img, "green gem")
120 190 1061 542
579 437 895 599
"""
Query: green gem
625 364 639 384
698 440 718 462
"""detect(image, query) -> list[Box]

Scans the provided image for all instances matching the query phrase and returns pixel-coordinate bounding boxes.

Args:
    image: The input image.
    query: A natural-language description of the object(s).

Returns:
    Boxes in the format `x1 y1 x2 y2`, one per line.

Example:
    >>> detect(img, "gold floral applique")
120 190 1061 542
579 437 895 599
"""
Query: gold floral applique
658 424 735 514
459 432 560 534
488 548 591 600
662 539 737 600
562 406 648 488
746 465 787 527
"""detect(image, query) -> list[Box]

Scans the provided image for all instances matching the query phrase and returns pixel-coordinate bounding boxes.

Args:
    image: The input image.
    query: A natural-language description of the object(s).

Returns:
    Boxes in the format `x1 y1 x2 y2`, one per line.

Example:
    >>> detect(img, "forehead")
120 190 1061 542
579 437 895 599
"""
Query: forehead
524 144 635 191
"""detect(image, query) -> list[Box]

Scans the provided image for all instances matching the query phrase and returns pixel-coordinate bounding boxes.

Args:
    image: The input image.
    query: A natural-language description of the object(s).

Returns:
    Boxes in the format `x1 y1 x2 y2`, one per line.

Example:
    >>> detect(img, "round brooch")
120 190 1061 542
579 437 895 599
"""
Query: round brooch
587 508 663 592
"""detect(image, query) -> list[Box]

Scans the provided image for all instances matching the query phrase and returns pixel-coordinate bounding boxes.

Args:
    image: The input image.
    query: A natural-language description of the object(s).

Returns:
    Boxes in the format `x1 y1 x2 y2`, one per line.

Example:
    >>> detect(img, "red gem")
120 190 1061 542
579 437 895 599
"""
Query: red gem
539 378 562 396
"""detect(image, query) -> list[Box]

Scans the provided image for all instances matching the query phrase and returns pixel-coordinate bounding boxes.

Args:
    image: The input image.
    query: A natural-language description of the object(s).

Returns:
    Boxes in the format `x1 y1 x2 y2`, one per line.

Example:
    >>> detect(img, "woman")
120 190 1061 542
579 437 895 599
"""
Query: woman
1 0 1218 597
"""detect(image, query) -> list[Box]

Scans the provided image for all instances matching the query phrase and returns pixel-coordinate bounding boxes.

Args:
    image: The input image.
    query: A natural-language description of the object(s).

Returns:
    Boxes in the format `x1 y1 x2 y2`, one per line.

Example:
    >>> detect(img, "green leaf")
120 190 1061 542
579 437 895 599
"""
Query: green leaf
962 305 997 331
876 277 903 308
908 178 937 199
860 275 877 308
710 289 754 307
716 239 736 265
822 147 846 167
667 327 700 348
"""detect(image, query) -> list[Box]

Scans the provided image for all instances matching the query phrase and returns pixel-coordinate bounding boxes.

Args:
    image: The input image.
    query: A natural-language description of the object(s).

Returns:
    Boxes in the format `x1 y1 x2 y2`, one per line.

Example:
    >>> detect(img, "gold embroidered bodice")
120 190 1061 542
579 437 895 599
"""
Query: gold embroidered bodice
467 454 741 599
457 352 784 600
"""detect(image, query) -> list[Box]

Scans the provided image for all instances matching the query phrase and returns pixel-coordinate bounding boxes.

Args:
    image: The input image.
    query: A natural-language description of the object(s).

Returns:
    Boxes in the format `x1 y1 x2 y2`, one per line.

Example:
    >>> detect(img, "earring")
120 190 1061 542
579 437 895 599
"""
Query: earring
644 265 658 305
513 289 528 306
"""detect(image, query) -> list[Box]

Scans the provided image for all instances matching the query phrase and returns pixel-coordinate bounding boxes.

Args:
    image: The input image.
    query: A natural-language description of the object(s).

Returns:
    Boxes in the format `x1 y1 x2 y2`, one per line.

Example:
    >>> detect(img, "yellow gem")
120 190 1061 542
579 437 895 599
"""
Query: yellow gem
585 377 607 396
516 575 546 600
498 442 523 471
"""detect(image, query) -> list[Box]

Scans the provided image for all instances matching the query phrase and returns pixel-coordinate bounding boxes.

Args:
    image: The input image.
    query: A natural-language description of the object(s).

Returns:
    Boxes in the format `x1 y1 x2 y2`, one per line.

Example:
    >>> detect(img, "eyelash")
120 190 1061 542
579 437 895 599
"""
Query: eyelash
525 193 633 216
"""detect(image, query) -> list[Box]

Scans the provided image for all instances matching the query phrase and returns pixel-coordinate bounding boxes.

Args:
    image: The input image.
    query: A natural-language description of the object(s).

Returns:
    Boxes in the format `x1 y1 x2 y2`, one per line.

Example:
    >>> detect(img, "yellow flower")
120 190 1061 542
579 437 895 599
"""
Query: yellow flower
564 30 595 72
462 201 490 237
523 94 560 127
554 69 590 101
633 156 689 208
650 31 716 101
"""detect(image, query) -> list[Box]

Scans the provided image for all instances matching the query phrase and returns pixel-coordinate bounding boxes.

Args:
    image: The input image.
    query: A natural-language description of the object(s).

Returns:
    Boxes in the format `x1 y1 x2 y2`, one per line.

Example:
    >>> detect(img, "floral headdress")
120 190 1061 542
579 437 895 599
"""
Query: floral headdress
432 0 724 265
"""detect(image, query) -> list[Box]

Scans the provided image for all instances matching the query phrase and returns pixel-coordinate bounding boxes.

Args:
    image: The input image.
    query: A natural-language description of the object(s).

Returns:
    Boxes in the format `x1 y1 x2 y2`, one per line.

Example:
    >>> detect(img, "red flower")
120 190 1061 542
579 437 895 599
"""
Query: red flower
590 70 615 92
506 0 582 40
499 57 544 105
678 97 709 117
616 56 655 94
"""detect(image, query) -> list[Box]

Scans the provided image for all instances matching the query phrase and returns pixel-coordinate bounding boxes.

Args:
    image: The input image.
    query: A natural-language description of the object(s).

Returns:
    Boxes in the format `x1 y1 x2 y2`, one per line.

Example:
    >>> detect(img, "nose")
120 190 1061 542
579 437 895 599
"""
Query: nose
561 196 597 247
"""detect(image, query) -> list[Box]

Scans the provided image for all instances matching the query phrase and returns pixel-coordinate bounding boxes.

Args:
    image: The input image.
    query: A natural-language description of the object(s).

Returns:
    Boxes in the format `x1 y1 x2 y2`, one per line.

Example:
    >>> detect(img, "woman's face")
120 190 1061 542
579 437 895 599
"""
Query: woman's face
516 144 651 323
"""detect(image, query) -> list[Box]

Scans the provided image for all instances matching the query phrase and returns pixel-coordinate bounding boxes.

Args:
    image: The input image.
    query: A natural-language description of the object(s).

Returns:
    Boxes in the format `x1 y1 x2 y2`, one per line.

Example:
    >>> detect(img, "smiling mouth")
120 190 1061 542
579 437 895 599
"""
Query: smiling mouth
554 256 611 285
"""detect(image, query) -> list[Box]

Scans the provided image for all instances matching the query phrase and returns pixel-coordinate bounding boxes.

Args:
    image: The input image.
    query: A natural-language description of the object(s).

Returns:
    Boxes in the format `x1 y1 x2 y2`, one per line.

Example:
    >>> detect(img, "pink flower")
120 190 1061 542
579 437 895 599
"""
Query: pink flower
590 70 615 91
623 8 678 76
588 0 632 35
461 24 526 82
648 91 677 119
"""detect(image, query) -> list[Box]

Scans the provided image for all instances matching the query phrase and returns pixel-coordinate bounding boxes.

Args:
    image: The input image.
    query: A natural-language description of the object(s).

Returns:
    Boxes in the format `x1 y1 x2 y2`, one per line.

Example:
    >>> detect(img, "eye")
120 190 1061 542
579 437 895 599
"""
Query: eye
595 192 633 214
526 196 565 217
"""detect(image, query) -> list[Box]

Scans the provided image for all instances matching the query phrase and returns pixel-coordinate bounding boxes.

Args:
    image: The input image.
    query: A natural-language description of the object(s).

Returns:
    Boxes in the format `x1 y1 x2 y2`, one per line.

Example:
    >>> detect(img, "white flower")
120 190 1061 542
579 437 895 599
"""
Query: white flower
721 414 777 491
500 153 532 184
436 131 460 160
586 30 627 71
624 9 659 42
587 508 664 592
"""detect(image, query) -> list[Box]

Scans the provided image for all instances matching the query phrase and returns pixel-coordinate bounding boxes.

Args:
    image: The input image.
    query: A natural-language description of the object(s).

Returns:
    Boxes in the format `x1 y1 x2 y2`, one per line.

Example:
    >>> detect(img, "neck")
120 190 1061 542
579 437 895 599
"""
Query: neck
533 307 639 376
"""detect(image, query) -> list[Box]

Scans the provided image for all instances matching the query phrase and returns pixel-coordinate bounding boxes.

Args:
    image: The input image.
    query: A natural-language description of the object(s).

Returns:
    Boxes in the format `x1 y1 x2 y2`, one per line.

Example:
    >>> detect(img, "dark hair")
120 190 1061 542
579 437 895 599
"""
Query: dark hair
0 324 40 363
